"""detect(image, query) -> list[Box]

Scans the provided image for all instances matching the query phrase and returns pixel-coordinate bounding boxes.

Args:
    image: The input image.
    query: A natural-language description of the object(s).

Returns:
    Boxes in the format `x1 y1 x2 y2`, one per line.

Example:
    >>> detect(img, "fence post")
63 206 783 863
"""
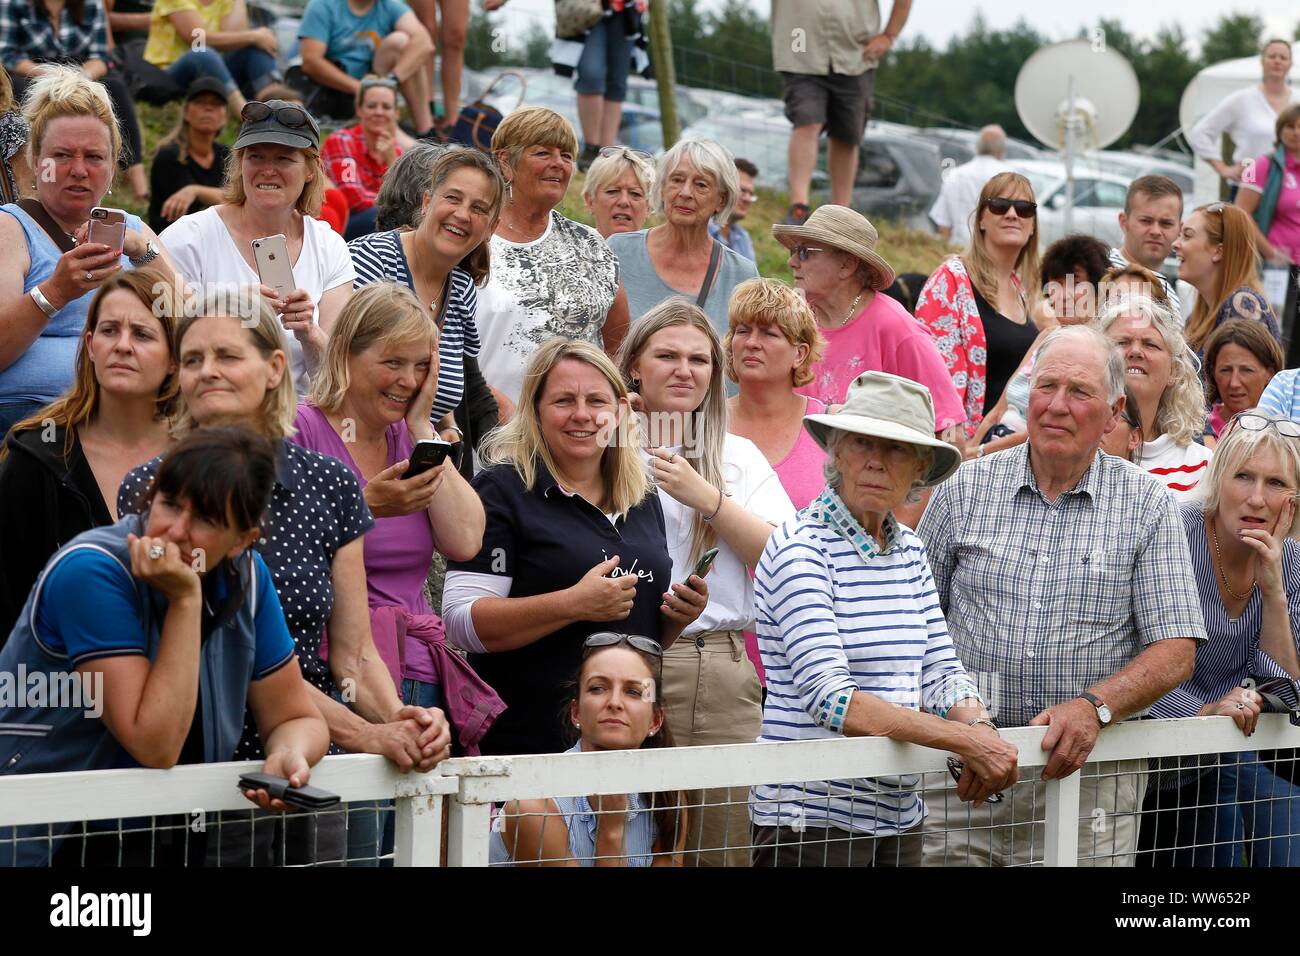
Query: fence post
647 0 679 149
1043 774 1081 867
393 793 443 867
445 797 492 867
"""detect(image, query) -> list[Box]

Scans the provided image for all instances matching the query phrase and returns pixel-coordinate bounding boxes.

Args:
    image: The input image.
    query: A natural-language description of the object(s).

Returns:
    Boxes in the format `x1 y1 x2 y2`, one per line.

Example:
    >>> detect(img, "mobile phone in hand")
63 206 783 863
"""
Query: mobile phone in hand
405 438 454 478
688 547 719 581
252 234 295 301
87 206 127 254
237 771 340 810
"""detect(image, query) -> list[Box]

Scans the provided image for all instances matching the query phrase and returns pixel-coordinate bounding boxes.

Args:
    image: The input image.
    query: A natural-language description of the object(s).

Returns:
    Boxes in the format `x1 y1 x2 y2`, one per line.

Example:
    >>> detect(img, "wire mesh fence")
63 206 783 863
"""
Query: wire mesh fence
4 717 1300 867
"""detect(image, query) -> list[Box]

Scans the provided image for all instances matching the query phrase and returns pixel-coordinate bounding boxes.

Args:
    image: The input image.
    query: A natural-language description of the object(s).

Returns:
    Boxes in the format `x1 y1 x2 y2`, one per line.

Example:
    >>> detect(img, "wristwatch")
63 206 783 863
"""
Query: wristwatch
1078 691 1113 728
129 238 160 266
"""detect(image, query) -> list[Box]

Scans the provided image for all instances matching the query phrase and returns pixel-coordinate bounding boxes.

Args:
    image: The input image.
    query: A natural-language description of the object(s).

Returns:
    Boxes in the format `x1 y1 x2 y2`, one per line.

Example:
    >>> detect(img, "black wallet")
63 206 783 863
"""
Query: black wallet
237 772 341 810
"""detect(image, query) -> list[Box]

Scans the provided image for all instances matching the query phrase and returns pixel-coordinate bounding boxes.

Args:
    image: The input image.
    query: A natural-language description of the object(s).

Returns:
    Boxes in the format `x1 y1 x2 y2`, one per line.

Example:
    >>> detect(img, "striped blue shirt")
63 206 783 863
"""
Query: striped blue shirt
750 512 981 835
348 230 481 422
1259 368 1300 421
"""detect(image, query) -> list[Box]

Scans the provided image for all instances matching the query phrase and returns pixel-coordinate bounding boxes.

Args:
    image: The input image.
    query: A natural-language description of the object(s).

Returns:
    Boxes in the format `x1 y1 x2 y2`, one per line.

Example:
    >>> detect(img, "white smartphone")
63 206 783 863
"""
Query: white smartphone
251 234 295 300
87 206 127 254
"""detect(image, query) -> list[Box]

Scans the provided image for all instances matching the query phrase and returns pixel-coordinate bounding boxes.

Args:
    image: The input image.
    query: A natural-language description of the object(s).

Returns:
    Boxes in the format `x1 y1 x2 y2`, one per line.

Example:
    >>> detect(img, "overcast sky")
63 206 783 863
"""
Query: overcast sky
495 1 1299 56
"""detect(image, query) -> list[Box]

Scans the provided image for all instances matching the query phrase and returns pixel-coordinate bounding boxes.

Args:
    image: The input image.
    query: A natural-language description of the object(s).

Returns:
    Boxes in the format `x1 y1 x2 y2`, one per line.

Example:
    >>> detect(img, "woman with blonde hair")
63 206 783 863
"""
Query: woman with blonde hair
0 265 180 641
476 107 628 419
582 145 655 238
1175 202 1280 353
617 300 795 867
443 337 708 756
118 288 452 865
916 171 1042 437
0 65 177 435
724 277 827 510
1100 294 1213 501
159 98 355 390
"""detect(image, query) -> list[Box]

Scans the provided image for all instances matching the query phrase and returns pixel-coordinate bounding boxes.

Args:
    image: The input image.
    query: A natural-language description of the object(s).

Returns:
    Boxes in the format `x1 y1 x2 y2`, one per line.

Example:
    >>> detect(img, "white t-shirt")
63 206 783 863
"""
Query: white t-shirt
1188 85 1300 166
649 433 795 636
159 206 356 390
475 210 619 405
1136 433 1214 503
928 155 1013 247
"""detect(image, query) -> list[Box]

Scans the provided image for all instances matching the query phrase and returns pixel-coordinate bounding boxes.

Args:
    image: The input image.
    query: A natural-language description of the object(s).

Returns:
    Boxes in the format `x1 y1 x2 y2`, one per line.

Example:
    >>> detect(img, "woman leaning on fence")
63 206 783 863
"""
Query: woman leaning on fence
0 427 330 867
750 371 1018 867
491 633 687 866
1138 411 1300 868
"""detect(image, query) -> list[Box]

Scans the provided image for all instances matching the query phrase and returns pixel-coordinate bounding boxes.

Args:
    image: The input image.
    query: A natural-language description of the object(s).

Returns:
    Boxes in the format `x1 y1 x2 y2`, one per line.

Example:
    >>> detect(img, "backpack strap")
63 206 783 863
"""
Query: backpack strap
696 240 723 309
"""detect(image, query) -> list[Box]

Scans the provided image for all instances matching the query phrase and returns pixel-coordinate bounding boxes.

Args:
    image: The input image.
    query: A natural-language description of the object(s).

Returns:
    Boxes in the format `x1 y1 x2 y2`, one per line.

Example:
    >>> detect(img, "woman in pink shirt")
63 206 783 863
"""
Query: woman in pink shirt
770 206 965 446
1236 104 1300 267
724 278 827 687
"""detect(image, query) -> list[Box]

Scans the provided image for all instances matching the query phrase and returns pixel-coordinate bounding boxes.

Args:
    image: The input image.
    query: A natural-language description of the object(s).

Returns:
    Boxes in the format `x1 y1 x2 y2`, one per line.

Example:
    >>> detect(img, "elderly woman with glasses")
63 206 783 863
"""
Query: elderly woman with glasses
751 371 1018 867
1139 411 1300 868
582 146 654 239
608 138 758 346
774 205 962 440
476 107 629 421
322 75 410 241
491 631 687 867
916 172 1042 439
159 99 356 391
1100 294 1214 501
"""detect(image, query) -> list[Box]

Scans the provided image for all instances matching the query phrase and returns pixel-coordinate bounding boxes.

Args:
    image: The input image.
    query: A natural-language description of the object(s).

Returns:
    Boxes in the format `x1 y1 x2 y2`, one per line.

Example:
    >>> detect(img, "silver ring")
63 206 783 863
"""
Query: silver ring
84 270 93 281
1235 702 1246 710
148 544 165 560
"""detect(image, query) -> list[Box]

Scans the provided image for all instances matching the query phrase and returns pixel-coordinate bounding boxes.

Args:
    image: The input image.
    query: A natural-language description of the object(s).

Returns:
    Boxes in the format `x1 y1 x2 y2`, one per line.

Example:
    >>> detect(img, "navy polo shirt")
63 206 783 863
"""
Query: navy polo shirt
450 459 672 755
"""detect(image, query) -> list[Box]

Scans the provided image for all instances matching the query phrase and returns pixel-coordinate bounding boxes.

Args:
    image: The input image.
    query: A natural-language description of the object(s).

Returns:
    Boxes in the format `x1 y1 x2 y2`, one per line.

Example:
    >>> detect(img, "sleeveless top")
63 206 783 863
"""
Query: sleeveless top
0 203 142 406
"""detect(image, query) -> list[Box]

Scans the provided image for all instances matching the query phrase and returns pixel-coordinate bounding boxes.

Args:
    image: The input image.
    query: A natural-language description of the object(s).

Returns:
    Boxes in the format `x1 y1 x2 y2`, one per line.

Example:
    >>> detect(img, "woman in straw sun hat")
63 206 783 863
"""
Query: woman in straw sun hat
773 205 964 445
750 369 1017 867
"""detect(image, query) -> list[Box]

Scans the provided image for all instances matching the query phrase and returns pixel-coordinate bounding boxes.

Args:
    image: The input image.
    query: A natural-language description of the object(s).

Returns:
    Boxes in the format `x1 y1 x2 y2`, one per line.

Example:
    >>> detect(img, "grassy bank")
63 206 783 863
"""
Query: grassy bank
124 102 953 282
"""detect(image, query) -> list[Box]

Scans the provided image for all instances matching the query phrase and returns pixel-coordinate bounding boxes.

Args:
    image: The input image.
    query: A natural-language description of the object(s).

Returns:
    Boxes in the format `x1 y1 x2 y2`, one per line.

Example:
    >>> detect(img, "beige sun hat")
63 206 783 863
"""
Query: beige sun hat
771 205 896 290
803 371 962 486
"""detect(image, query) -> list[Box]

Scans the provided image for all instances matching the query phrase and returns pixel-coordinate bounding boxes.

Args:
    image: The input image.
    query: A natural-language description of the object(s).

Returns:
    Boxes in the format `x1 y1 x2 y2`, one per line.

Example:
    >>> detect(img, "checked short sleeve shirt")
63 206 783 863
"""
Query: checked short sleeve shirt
917 443 1206 729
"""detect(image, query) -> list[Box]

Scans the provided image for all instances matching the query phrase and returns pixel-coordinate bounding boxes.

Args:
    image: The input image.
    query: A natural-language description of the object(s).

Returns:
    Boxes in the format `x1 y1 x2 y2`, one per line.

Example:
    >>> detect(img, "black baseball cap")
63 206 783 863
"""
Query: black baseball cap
233 99 321 151
185 76 230 103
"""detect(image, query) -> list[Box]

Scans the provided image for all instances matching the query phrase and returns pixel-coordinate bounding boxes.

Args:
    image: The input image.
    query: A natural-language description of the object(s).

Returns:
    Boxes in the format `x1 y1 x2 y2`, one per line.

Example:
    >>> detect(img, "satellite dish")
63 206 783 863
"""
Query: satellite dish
1015 39 1140 231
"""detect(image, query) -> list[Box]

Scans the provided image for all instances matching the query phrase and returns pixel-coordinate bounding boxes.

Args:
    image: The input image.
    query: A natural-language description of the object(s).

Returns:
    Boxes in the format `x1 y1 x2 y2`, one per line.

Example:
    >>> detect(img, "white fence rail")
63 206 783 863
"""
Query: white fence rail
3 715 1299 866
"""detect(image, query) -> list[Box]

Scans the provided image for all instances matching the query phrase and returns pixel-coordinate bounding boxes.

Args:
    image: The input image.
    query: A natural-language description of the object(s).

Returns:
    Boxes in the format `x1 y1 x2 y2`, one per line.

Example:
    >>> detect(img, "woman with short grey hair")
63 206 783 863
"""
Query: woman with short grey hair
375 142 446 232
608 138 758 345
751 370 1018 867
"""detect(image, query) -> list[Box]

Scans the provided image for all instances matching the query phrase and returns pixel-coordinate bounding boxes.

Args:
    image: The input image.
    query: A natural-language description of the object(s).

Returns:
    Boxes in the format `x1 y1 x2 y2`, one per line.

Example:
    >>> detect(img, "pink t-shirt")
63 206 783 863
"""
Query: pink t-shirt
773 395 830 511
796 291 965 431
1245 150 1300 264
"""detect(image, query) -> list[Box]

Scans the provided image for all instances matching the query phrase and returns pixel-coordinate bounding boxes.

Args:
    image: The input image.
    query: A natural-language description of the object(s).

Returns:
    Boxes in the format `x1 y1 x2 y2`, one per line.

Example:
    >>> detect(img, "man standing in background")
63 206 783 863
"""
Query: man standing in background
929 125 1012 246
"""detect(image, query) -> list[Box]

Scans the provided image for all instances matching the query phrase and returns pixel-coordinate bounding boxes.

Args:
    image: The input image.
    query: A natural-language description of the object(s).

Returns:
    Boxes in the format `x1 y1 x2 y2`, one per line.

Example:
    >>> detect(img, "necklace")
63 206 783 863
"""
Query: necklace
1210 518 1256 601
826 289 865 330
501 203 546 240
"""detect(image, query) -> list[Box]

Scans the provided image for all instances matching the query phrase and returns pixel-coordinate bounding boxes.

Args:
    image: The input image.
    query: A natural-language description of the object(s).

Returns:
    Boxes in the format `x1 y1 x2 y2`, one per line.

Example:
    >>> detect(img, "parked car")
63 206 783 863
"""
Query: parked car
915 127 1043 167
1085 150 1195 197
1009 159 1131 249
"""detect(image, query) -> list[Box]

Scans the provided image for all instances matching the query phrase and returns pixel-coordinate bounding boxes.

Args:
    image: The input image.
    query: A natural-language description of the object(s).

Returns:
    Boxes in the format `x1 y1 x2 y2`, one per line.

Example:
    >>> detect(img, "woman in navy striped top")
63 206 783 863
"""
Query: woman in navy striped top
751 371 1019 867
350 147 504 456
1139 411 1300 867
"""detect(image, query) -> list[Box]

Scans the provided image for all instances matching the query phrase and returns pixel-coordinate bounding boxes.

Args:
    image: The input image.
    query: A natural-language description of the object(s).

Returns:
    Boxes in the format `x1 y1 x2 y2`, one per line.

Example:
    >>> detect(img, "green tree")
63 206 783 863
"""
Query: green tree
1200 13 1266 65
522 21 552 69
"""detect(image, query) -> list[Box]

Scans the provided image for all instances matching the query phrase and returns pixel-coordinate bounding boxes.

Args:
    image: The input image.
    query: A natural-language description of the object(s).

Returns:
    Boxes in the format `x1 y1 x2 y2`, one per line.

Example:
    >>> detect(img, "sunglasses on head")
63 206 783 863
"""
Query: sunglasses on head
1228 411 1300 439
598 146 653 163
985 196 1037 218
360 75 398 91
241 101 313 130
791 244 825 261
583 632 664 657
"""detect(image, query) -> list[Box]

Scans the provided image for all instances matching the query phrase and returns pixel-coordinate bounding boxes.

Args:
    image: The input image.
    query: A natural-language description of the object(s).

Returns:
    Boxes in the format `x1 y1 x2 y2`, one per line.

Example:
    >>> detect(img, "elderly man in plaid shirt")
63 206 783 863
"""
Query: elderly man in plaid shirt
917 324 1207 866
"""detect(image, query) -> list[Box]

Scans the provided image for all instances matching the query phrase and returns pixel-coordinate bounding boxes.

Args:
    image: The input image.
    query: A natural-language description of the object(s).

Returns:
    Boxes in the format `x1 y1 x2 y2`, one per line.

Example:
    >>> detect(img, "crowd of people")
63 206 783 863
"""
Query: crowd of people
0 11 1296 870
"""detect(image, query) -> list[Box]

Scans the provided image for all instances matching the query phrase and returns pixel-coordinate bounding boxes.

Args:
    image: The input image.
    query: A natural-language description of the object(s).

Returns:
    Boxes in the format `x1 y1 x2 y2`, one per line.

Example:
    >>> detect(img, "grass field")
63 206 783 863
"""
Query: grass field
122 102 953 282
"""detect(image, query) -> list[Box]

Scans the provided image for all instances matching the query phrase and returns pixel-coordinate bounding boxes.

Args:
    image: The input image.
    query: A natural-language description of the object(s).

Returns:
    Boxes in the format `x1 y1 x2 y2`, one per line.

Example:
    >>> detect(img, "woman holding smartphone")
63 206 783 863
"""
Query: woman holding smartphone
0 67 176 436
616 300 795 868
158 99 354 391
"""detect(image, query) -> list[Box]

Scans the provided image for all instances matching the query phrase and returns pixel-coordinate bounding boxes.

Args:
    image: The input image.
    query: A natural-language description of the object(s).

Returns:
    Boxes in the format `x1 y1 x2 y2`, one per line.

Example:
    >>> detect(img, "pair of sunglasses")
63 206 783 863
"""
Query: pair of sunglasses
241 101 315 130
583 632 663 657
946 756 1005 803
791 244 825 262
985 196 1037 218
1229 411 1300 440
598 146 653 162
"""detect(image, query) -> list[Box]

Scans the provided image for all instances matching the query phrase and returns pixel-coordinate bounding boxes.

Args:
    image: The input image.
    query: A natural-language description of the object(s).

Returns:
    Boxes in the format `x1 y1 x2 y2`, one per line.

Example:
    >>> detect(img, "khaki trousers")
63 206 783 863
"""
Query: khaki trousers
921 758 1149 867
661 629 762 867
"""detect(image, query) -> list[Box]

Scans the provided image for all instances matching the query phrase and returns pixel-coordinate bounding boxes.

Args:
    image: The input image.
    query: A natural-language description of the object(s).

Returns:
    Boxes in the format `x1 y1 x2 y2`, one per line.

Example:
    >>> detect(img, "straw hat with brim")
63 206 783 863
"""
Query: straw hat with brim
803 370 962 487
772 205 896 290
233 99 321 151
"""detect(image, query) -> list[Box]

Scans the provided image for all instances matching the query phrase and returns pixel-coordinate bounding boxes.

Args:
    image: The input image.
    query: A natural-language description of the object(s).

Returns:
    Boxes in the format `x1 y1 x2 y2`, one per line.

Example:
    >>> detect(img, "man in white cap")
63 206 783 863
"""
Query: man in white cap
917 324 1206 866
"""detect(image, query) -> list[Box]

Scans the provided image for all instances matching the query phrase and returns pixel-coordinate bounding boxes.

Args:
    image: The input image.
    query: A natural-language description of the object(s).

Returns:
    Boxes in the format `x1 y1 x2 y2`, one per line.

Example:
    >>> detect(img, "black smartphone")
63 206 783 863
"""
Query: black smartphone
689 547 720 581
237 772 341 810
405 438 454 478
